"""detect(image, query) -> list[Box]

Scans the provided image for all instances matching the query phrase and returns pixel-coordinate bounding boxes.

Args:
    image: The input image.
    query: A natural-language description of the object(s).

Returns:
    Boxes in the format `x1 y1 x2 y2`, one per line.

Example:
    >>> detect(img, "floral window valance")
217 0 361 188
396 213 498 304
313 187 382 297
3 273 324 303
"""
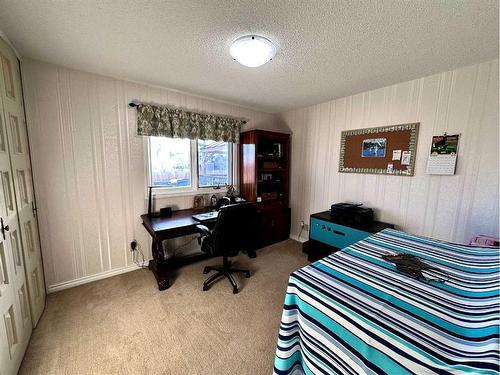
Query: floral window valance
133 103 245 143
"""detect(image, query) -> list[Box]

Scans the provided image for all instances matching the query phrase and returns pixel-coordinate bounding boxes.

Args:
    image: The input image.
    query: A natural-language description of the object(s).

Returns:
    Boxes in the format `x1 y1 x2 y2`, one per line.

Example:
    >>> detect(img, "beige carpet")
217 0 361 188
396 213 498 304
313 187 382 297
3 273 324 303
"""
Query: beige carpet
19 240 308 375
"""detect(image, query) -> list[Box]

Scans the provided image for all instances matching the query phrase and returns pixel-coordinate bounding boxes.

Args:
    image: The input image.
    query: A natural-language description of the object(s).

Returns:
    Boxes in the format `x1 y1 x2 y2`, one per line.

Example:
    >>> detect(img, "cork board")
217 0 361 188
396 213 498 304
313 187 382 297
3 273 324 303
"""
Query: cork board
339 123 419 176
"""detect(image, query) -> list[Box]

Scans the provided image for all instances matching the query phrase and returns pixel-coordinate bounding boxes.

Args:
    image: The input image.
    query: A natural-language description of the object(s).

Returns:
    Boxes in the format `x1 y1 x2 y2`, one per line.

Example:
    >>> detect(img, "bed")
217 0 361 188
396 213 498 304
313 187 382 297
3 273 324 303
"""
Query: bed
274 228 499 374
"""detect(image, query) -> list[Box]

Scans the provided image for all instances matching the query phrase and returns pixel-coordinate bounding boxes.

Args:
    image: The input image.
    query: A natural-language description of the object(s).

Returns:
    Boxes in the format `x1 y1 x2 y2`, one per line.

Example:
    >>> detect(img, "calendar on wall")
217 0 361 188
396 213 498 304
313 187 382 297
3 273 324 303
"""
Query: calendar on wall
426 134 460 175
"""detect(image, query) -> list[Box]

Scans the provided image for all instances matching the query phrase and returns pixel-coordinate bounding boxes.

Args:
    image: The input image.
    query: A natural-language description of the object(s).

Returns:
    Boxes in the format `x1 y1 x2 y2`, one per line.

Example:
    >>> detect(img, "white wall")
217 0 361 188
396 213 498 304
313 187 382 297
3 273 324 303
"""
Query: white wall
281 60 499 243
22 57 499 292
22 58 283 292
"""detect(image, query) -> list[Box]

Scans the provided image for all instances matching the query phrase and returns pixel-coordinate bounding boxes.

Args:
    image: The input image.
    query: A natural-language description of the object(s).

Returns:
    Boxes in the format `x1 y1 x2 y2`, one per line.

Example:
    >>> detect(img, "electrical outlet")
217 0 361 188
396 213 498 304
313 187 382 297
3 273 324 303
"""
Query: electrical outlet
130 240 138 251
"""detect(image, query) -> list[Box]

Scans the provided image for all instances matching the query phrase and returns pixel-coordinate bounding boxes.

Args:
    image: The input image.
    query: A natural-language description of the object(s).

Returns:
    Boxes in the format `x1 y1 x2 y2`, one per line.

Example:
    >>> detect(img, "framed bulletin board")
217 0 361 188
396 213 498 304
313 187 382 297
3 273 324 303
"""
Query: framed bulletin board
339 123 419 176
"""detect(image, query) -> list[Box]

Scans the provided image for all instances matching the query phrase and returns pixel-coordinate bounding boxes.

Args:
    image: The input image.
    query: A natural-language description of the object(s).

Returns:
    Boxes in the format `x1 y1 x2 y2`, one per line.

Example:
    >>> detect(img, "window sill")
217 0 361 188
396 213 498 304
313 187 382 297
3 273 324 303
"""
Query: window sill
149 187 233 199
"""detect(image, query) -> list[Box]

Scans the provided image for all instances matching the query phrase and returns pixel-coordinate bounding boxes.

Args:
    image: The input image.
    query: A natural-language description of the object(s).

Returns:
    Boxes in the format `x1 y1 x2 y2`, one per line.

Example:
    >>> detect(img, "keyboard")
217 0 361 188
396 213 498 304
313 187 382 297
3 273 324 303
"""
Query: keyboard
192 211 219 222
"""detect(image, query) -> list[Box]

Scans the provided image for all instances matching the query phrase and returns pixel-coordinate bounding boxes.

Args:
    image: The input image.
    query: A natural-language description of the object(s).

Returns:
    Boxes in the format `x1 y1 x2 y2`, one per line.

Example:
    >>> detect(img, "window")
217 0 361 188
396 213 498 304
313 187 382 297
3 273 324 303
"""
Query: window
149 137 233 192
197 140 230 188
150 137 192 188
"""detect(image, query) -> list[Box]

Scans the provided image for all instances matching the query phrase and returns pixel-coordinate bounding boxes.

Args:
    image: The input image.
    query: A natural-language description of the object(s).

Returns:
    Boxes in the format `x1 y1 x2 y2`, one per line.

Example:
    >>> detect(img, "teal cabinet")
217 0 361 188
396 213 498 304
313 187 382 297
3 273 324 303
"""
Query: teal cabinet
307 211 394 261
310 217 370 249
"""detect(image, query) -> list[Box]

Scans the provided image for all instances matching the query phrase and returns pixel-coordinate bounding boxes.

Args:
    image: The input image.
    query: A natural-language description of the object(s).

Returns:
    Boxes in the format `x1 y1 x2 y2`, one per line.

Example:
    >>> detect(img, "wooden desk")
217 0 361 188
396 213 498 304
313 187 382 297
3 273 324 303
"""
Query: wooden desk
141 208 217 291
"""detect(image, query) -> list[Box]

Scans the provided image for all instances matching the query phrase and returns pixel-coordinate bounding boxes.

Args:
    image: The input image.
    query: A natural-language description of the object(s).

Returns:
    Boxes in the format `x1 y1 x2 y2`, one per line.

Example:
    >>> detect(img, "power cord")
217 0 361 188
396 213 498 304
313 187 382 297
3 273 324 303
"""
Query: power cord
298 221 305 240
130 236 198 267
130 240 149 269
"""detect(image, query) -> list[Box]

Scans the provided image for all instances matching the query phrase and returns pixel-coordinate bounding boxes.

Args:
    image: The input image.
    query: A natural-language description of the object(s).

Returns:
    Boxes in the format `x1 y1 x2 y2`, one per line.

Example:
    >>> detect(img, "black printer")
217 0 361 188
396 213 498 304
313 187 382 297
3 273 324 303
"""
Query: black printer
330 203 374 226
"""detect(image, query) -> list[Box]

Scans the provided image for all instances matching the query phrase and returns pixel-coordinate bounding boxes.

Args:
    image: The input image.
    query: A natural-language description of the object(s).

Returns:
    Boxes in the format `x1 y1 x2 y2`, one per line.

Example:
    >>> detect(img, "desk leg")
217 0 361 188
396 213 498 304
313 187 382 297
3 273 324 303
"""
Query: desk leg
148 238 170 291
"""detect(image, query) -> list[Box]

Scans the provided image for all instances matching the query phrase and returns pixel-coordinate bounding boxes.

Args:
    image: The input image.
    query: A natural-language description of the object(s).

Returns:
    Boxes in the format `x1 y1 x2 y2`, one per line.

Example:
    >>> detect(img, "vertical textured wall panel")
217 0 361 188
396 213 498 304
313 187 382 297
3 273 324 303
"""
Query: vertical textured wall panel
21 59 282 291
281 60 499 243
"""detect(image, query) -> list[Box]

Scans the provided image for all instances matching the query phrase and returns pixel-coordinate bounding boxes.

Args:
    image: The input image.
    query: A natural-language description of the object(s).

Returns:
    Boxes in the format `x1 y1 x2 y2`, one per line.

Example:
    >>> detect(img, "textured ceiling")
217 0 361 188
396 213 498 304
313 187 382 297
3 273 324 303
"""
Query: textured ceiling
0 0 498 113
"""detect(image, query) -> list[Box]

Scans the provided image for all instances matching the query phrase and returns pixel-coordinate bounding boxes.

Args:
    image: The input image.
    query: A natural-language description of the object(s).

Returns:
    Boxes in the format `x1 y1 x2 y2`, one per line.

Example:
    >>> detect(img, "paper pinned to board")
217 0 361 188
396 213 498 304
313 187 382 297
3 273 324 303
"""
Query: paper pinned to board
401 151 411 165
392 150 402 161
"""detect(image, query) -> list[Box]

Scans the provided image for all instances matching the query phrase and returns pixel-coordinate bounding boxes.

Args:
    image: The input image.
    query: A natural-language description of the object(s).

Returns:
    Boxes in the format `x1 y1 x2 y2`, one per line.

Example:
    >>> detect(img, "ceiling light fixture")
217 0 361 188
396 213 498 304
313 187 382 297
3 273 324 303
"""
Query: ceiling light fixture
230 35 277 68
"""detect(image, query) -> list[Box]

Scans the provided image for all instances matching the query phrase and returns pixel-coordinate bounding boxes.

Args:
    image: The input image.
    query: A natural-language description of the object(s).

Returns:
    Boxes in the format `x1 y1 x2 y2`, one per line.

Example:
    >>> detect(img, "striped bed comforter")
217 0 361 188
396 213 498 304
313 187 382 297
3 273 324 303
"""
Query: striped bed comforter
274 228 499 375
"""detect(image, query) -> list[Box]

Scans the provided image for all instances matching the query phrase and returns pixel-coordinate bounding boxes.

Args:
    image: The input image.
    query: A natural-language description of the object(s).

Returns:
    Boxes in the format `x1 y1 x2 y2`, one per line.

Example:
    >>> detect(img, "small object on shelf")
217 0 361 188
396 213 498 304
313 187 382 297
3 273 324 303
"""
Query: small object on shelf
272 143 282 158
193 195 204 209
263 161 280 169
210 194 218 209
226 184 235 197
262 173 273 181
262 192 278 201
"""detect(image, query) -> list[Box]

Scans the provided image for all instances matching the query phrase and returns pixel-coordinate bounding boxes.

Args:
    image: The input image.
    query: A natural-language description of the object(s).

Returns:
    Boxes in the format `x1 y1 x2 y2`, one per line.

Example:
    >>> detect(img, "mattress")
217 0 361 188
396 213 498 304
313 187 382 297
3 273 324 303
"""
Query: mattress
274 228 499 374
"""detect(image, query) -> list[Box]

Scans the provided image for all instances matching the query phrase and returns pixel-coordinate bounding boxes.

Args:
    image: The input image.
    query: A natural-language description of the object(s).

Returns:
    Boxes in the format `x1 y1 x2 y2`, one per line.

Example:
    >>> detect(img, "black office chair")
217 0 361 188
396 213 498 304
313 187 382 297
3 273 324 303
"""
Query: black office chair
196 202 256 294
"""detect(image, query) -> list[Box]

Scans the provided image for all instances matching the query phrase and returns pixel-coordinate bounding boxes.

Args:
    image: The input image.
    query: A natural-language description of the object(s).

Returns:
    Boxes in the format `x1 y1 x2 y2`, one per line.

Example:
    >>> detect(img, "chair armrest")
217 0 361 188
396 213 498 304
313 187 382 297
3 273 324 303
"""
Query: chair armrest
196 224 211 238
196 224 212 247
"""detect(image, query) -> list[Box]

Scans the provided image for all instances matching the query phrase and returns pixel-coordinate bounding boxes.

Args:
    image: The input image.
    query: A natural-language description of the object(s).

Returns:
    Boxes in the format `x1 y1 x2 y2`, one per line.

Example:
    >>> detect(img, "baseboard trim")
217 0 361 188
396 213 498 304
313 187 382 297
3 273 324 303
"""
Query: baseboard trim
47 263 146 294
290 234 307 243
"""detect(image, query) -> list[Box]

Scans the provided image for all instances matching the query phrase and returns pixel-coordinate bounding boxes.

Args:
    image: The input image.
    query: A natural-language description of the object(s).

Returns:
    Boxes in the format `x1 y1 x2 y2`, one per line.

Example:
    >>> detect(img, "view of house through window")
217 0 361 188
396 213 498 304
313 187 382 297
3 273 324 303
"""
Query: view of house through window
150 137 231 189
197 140 230 188
150 137 191 187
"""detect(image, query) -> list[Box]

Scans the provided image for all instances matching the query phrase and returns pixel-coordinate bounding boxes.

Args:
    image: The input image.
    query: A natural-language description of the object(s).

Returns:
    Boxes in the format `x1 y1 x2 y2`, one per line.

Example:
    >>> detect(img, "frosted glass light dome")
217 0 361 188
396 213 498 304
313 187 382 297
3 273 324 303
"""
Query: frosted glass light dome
230 35 276 68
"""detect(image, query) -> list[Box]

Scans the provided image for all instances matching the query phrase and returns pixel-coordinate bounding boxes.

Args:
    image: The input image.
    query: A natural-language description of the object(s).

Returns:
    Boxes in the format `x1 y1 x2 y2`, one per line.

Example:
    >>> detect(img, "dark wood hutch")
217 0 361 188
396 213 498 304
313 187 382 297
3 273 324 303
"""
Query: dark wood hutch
239 129 291 248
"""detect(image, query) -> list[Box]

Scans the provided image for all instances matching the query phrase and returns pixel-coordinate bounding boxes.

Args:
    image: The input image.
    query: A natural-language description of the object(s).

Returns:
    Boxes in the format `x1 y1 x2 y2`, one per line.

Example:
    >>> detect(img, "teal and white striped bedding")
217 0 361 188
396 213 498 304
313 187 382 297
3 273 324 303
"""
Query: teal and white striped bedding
274 228 499 374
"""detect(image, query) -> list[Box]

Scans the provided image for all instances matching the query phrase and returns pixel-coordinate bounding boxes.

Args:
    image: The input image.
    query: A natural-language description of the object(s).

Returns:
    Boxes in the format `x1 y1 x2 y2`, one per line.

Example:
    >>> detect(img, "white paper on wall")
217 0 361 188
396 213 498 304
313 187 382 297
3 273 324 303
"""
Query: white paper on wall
401 151 411 165
426 134 460 175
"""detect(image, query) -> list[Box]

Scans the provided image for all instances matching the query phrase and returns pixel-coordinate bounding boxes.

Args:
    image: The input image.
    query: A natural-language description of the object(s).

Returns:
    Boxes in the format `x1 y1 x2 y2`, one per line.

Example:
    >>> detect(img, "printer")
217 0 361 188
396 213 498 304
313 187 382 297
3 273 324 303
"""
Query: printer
330 203 374 226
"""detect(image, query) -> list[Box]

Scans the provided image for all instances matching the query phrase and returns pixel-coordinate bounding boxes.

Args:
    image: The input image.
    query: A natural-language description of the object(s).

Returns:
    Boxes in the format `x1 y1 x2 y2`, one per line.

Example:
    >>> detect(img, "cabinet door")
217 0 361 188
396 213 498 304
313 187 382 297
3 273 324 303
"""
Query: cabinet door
257 206 291 248
272 208 290 243
0 37 45 330
260 213 275 248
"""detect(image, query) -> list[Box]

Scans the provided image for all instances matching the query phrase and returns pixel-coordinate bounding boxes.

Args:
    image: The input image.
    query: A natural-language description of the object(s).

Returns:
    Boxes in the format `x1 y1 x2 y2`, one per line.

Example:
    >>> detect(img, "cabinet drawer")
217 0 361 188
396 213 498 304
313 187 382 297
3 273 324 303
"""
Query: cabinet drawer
310 218 370 249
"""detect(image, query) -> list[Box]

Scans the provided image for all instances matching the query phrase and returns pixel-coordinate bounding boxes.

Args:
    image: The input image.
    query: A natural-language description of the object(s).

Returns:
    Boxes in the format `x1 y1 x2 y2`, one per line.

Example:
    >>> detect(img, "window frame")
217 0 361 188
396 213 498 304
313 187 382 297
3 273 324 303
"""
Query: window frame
146 137 237 198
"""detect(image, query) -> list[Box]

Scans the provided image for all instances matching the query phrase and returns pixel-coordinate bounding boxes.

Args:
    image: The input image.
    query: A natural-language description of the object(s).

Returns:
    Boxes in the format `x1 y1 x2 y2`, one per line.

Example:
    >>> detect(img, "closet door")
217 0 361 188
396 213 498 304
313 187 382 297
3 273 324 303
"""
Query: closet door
0 38 45 329
0 87 31 374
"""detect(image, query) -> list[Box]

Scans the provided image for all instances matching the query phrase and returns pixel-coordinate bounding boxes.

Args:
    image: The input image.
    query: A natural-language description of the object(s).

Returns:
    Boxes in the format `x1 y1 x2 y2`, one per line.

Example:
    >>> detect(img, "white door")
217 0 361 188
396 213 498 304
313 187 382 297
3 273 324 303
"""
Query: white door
0 67 31 374
0 37 46 328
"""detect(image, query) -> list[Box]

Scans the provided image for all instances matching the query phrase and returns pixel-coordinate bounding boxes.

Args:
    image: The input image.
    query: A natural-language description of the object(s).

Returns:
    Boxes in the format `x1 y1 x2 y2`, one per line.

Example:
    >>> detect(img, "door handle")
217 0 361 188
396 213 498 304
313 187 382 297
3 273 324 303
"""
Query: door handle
1 218 9 240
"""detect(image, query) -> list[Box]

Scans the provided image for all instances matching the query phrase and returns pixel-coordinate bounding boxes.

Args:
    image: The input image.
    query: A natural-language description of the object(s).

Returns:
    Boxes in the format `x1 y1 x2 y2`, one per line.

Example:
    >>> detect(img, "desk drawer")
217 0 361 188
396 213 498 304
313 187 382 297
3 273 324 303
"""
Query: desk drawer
310 218 370 249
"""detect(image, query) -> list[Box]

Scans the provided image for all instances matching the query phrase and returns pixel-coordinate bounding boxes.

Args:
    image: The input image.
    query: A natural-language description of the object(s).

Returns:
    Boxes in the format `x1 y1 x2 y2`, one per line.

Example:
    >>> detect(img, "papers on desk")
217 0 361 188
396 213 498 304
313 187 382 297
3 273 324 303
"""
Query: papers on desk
192 211 219 222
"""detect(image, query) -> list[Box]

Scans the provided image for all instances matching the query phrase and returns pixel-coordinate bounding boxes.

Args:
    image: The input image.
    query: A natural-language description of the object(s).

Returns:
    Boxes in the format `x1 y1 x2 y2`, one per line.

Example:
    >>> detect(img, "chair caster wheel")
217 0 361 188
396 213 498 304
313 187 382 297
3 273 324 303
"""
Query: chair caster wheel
203 285 209 291
245 272 251 278
203 267 210 274
233 287 239 294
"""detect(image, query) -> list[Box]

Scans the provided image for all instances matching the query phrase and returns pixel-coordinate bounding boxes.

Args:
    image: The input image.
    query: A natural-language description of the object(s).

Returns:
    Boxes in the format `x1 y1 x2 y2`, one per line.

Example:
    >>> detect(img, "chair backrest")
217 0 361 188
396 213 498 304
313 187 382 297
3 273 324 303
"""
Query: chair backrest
211 202 256 257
